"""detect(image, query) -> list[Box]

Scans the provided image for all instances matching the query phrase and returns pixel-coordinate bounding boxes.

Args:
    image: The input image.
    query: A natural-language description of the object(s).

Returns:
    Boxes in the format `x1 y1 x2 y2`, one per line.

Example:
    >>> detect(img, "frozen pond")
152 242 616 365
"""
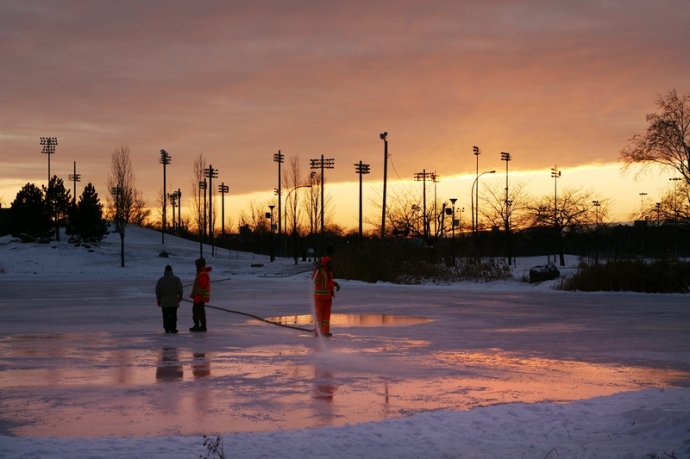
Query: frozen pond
1 278 689 437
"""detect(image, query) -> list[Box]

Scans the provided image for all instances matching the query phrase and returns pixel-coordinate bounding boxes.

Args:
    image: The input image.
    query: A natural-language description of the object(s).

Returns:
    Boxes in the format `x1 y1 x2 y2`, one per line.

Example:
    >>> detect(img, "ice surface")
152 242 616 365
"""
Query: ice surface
1 227 689 458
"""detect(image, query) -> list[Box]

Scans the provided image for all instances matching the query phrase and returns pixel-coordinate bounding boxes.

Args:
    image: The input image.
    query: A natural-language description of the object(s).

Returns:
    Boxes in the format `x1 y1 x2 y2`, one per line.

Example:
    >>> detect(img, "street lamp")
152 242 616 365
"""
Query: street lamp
354 161 370 238
471 169 496 239
414 169 433 239
309 154 335 237
449 198 457 240
218 182 229 237
160 149 171 245
380 131 388 239
273 151 284 235
68 161 81 205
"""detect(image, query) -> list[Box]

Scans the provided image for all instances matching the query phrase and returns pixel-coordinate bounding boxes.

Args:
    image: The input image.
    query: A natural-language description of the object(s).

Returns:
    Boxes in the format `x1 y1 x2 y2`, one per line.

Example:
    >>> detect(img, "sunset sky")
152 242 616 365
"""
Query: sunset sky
1 1 688 231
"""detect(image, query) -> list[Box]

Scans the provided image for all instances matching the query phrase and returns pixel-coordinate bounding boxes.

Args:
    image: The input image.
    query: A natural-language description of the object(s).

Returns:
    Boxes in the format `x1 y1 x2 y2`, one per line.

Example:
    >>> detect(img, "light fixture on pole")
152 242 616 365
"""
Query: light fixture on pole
310 154 335 237
638 192 648 219
472 145 480 235
218 182 229 237
204 165 219 256
198 180 207 258
592 200 601 225
168 190 178 234
471 169 496 240
40 137 58 239
273 151 284 236
501 152 512 265
414 169 433 239
551 166 562 223
159 149 171 245
449 198 457 240
380 132 388 239
354 161 370 238
68 161 81 205
430 172 440 236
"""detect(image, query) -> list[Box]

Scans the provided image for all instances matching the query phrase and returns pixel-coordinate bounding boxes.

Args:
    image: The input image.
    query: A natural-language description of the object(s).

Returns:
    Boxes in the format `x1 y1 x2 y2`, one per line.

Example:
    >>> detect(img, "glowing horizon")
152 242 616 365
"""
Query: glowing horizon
1 1 688 230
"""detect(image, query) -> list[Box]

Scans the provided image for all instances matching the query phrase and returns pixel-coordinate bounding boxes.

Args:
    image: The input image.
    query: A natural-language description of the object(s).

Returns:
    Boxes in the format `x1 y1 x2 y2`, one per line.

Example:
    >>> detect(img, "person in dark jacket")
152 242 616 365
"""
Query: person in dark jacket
155 265 184 333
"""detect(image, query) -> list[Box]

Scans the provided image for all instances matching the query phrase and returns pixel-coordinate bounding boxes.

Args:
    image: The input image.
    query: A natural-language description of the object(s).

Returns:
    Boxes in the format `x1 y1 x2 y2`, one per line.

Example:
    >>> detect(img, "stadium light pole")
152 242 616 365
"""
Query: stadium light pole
218 182 229 237
472 145 480 235
273 151 284 236
168 190 178 234
160 149 171 245
68 161 81 205
204 165 219 256
380 132 388 239
198 180 207 258
471 169 495 240
414 169 432 239
310 154 335 237
430 172 440 236
40 137 58 239
355 161 371 238
501 152 512 265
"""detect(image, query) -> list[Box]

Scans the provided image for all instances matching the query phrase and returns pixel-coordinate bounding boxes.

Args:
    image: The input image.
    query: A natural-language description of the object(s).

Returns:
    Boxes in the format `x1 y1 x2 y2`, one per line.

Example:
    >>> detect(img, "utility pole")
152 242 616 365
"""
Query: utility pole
68 161 81 205
380 132 388 239
354 161 370 238
160 149 171 245
309 155 335 238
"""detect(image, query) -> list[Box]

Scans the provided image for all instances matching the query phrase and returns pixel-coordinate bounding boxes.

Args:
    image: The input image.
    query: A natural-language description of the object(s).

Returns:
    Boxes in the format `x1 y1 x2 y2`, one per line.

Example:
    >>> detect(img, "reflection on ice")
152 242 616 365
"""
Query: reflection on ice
0 333 688 437
264 313 434 327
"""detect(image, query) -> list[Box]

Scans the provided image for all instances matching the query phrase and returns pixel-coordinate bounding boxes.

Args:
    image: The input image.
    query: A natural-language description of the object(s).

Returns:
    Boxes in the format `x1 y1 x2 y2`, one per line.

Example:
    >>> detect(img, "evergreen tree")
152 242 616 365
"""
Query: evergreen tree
10 183 51 237
43 175 72 241
69 183 107 241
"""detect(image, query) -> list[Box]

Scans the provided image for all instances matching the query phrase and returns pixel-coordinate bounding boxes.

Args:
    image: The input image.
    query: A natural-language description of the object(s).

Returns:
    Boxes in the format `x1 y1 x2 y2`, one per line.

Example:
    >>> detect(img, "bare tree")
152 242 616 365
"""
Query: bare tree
621 90 690 198
525 188 597 266
191 154 207 236
108 145 137 267
643 181 690 223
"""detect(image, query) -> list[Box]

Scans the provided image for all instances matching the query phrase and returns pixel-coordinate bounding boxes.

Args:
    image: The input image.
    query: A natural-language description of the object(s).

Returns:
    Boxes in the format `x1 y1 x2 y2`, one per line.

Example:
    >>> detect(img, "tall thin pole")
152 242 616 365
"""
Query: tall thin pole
473 145 480 236
355 161 370 238
380 132 388 239
218 182 229 237
501 152 511 265
310 155 335 239
160 149 171 245
205 165 218 256
69 161 81 205
273 151 284 235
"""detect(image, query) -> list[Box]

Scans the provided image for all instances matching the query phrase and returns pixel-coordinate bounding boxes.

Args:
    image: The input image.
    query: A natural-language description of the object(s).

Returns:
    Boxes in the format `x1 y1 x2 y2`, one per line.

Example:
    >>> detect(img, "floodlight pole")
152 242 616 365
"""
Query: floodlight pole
414 169 432 239
40 137 58 239
501 152 512 265
204 165 219 256
160 149 171 245
273 151 284 236
198 180 207 258
68 161 81 205
355 161 371 238
218 182 229 237
310 154 335 237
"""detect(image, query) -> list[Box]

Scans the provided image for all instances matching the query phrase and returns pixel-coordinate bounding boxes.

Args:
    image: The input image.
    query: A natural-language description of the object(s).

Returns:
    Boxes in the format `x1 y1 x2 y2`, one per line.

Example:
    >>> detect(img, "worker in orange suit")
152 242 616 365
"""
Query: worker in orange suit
312 245 340 337
190 257 212 332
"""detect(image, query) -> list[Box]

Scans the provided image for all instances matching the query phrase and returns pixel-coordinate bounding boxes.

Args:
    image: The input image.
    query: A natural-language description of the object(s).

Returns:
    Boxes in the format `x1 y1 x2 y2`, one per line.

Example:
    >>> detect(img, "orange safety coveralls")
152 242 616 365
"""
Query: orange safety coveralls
312 255 335 335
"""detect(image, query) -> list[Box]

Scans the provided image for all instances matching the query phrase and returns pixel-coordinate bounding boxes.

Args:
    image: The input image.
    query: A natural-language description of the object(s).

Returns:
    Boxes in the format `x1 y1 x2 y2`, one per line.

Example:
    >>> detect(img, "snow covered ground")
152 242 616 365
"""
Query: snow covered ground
1 226 689 458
